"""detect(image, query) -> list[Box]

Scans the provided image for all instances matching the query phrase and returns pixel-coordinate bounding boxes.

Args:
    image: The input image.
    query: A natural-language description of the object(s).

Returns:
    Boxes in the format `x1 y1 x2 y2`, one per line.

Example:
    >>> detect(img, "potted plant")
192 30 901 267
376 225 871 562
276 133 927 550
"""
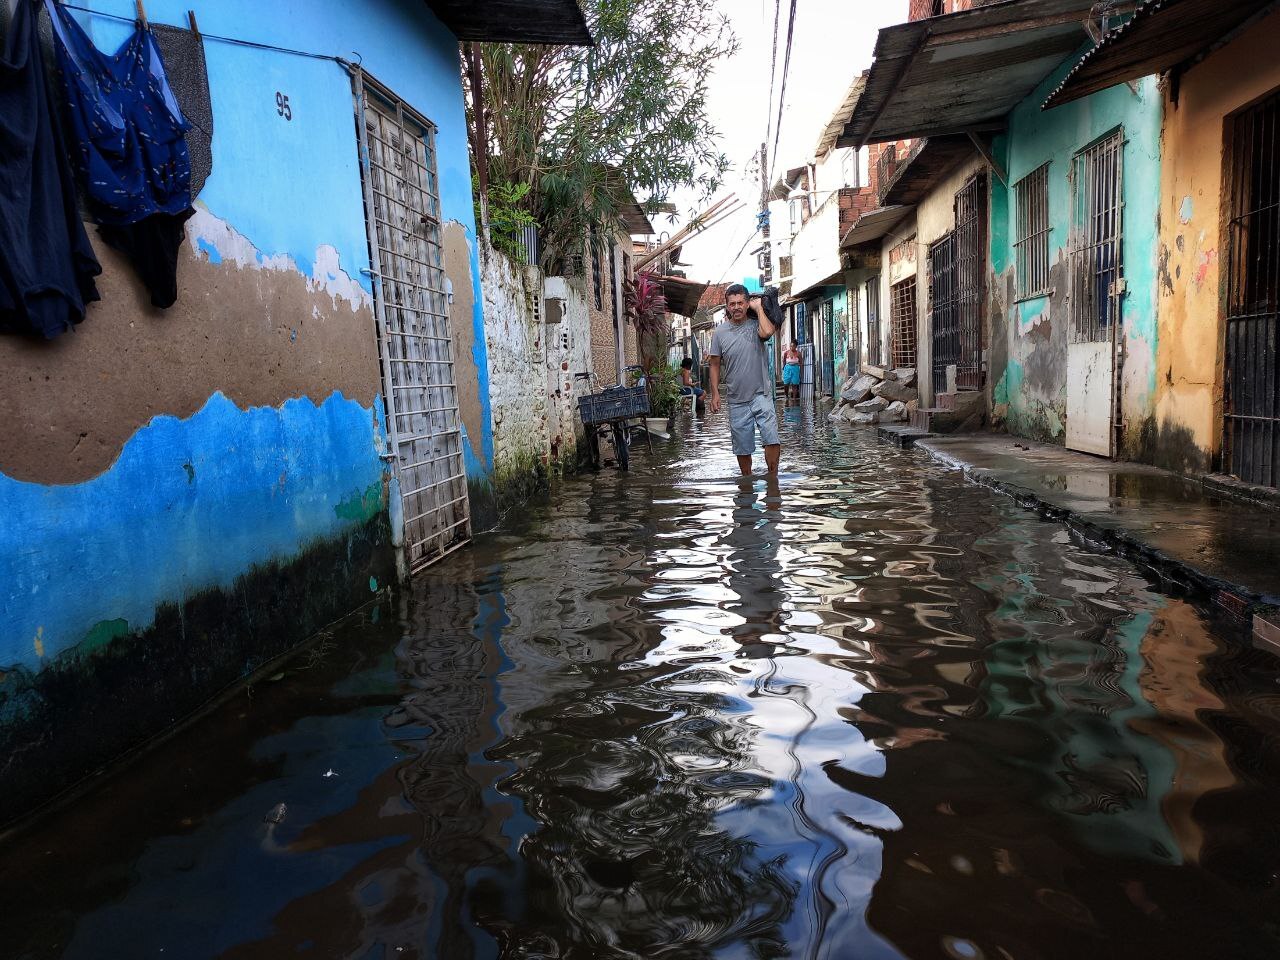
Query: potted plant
624 273 669 372
644 362 682 434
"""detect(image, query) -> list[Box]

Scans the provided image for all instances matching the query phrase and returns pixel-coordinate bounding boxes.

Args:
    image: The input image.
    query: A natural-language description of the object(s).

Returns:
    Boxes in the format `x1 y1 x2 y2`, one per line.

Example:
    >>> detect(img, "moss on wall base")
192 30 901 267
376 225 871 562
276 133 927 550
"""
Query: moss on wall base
0 515 395 827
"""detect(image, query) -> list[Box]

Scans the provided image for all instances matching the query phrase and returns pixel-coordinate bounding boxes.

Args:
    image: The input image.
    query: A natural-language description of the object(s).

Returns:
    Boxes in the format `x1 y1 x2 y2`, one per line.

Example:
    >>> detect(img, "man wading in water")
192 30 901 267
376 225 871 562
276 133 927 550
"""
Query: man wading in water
709 285 781 476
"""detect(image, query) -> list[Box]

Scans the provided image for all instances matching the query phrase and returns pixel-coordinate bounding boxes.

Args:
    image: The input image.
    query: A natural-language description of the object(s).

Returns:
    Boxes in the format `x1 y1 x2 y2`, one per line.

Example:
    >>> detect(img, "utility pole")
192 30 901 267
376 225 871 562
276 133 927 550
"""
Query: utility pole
758 141 772 287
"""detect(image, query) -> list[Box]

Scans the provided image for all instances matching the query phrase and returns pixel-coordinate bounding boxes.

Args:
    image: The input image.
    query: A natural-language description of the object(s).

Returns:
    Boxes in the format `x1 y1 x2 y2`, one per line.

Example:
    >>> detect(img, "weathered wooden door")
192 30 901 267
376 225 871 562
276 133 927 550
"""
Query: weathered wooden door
1067 132 1124 457
353 70 471 572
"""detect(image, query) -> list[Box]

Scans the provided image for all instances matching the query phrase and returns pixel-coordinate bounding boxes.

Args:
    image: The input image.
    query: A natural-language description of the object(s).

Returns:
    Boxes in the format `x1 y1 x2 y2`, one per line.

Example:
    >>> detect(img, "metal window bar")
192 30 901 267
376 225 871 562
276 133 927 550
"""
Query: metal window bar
1225 91 1280 487
929 232 958 395
890 277 917 369
590 228 603 310
353 68 471 573
866 275 883 367
1070 133 1124 345
517 223 539 266
954 172 987 391
1015 164 1050 300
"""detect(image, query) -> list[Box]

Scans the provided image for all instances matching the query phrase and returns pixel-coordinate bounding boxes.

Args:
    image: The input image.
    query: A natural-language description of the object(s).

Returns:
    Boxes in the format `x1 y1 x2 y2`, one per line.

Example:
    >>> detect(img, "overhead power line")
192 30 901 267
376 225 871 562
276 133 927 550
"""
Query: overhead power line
769 0 798 184
764 0 781 154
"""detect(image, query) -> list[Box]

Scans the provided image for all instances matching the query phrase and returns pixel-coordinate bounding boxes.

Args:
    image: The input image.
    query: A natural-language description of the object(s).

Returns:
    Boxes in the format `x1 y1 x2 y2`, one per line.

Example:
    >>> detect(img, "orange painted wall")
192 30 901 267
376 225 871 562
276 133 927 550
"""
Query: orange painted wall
1154 15 1280 472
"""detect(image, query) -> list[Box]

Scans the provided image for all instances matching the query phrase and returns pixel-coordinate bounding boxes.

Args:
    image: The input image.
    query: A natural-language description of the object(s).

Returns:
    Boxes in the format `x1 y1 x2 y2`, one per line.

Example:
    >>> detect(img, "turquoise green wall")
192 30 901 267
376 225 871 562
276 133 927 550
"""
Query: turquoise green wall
989 49 1162 445
833 288 850 375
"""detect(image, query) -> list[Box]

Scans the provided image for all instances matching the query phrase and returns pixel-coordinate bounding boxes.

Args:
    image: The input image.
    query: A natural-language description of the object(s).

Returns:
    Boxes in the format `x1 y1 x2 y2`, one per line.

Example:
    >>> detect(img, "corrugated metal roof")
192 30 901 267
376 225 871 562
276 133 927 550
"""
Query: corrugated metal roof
840 206 913 248
655 275 710 318
837 0 1107 148
427 0 592 44
1043 0 1276 109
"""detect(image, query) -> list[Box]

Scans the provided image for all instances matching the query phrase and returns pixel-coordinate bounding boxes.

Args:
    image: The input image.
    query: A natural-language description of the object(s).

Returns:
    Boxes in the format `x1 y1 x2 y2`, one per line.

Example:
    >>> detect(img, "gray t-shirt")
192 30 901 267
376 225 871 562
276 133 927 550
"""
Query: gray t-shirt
709 319 772 405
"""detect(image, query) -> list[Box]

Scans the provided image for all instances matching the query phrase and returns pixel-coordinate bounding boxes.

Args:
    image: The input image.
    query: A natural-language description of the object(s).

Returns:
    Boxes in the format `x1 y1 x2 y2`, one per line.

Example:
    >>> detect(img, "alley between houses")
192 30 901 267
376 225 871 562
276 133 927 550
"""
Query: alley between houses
5 407 1280 960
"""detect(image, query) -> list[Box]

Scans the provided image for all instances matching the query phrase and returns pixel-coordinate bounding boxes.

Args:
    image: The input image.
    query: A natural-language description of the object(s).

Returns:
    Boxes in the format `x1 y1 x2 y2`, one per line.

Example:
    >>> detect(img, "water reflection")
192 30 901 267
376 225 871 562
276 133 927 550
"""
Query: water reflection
5 408 1280 959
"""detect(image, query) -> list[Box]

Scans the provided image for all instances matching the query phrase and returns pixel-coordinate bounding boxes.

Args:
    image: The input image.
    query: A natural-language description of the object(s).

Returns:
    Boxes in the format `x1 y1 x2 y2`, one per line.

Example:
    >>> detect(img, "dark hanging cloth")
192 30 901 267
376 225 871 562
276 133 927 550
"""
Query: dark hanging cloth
761 286 784 330
0 0 101 339
46 0 194 308
150 22 212 200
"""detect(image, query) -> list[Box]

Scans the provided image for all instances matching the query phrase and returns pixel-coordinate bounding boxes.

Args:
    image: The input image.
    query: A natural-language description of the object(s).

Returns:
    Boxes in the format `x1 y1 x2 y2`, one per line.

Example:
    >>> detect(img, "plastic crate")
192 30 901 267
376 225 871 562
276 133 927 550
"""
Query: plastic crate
577 385 649 425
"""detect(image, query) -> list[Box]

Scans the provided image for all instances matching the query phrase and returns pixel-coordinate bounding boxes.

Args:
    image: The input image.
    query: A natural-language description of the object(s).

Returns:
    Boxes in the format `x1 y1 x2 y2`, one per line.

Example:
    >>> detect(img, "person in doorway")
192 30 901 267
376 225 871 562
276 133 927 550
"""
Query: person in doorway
709 285 781 476
679 357 704 398
781 342 802 400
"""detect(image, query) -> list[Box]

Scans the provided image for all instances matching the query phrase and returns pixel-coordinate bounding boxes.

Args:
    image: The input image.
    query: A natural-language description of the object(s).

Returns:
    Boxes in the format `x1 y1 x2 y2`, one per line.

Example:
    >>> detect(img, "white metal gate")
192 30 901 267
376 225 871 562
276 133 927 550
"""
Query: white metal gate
353 70 470 572
1067 131 1124 457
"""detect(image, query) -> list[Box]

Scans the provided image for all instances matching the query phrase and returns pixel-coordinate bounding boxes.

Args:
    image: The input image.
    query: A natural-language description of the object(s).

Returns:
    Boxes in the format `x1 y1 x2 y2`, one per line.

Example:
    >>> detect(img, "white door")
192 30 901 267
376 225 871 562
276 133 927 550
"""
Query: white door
1066 341 1113 456
1066 132 1124 457
353 70 471 573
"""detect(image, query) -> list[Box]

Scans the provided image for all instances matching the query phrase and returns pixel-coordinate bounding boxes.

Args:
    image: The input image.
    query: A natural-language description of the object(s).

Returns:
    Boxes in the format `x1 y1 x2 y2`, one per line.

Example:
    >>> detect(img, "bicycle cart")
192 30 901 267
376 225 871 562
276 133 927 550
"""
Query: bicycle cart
576 381 652 471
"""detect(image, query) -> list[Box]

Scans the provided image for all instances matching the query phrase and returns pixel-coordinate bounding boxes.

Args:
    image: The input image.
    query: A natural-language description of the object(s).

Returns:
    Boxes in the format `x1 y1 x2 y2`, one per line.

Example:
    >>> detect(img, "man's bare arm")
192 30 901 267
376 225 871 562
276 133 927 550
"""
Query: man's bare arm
753 299 776 340
708 356 722 413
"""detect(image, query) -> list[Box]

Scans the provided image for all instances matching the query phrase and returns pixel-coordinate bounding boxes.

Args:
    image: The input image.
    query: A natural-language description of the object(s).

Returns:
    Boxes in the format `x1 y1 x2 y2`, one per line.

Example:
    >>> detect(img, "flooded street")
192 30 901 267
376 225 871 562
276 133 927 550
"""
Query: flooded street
6 404 1280 960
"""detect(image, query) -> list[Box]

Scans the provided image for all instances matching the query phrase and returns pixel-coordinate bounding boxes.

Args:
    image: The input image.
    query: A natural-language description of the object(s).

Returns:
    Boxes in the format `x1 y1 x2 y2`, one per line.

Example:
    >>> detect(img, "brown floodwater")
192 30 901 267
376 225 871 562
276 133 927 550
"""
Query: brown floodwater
5 403 1280 959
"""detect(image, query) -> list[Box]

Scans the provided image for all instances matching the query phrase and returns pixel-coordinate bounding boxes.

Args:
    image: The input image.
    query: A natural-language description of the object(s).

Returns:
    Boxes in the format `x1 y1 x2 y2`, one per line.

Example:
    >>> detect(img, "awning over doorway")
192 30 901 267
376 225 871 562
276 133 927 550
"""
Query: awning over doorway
840 205 912 249
1044 0 1276 108
880 136 978 207
426 0 593 44
655 275 709 319
835 0 1107 147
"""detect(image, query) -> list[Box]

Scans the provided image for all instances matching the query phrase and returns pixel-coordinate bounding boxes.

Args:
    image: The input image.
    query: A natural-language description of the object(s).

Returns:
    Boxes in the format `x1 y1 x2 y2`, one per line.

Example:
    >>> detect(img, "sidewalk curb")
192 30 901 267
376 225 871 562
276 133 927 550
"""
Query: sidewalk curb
914 438 1279 617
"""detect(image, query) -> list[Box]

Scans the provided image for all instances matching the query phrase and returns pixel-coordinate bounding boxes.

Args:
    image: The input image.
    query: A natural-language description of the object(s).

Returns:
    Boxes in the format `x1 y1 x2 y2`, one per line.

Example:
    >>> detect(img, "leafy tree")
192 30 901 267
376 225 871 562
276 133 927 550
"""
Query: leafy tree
465 0 737 273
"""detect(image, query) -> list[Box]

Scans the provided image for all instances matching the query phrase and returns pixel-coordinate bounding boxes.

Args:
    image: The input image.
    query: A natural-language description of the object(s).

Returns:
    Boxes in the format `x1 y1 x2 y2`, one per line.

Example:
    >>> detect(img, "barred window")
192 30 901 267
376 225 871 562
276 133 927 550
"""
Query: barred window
1014 164 1050 300
590 229 603 310
866 275 883 367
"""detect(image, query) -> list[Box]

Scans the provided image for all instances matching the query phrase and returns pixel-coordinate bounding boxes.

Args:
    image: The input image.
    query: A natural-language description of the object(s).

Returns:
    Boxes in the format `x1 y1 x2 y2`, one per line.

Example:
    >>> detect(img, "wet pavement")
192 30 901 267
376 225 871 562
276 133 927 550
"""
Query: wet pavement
918 434 1280 604
6 403 1280 959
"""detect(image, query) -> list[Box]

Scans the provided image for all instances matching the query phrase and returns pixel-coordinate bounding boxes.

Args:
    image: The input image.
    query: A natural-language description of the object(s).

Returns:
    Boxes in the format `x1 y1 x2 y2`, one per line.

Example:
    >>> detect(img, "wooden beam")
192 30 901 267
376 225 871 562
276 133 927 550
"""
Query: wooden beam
855 28 929 148
967 131 1008 187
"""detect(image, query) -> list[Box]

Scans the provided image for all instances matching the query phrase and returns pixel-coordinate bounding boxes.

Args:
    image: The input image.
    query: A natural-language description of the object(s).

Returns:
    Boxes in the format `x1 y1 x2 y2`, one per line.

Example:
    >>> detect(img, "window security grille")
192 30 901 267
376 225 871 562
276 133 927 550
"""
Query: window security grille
1015 164 1050 300
1225 91 1280 487
890 277 917 369
1069 132 1124 344
866 275 883 367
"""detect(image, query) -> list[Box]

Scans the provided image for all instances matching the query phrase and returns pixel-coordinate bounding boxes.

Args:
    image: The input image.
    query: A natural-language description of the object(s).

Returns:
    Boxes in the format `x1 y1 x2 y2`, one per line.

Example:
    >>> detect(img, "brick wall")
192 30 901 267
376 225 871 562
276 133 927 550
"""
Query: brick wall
909 0 987 19
838 187 879 233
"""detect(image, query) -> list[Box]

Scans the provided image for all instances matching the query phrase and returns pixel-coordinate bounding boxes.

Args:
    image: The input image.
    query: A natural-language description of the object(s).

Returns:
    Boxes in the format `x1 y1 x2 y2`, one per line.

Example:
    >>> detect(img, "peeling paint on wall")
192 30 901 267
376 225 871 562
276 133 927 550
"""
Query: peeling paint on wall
1151 16 1280 471
0 390 387 674
991 62 1163 451
186 206 372 311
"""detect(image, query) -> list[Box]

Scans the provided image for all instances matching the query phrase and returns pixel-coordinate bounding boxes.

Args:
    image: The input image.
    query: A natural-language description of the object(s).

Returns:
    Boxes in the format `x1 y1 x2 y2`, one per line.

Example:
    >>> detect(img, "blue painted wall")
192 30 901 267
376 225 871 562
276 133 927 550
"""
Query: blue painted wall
1 393 386 674
78 0 494 472
1 0 493 817
990 49 1162 444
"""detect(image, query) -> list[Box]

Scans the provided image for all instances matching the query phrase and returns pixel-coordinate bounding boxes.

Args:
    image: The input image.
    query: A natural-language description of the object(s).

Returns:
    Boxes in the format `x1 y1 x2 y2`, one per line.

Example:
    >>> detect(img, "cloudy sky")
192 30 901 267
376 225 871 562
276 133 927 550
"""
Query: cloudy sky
671 0 909 286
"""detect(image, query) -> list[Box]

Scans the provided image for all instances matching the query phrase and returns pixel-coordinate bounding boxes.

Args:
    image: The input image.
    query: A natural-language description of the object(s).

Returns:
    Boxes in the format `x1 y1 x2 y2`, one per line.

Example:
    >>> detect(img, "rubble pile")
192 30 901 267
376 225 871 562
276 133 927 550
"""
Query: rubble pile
828 368 919 425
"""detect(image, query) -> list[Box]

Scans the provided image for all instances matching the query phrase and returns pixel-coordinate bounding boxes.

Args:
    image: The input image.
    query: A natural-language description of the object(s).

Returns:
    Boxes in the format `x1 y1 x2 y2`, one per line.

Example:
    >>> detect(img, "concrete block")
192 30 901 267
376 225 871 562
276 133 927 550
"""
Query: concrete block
855 396 889 413
884 400 908 422
872 380 919 403
841 373 880 403
893 368 917 387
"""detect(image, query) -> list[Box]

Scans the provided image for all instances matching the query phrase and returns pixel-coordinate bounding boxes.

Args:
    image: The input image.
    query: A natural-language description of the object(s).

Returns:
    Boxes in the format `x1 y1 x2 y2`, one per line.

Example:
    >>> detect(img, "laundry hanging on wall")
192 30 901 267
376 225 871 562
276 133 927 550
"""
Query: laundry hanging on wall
0 0 102 339
46 0 194 309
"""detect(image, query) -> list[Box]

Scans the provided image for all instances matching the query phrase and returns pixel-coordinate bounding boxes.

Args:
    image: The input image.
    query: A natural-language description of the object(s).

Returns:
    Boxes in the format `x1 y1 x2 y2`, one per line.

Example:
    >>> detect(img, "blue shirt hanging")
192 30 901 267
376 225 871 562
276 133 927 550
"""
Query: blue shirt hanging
47 0 192 224
47 0 195 308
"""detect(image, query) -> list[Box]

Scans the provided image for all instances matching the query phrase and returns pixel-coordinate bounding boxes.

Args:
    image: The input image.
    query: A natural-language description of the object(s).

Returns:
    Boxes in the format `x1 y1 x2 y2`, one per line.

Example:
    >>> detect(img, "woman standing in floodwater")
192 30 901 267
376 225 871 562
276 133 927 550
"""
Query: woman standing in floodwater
782 342 802 400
